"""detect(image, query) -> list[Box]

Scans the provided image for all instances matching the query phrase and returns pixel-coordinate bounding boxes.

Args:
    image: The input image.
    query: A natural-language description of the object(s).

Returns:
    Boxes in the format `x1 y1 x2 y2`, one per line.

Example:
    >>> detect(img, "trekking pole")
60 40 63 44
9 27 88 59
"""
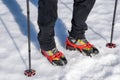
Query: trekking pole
24 0 36 77
106 0 118 48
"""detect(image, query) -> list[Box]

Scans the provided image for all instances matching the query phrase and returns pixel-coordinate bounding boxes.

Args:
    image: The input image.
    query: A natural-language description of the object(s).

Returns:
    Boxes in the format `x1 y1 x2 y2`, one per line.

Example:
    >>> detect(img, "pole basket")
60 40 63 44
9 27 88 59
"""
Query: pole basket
24 69 36 77
106 43 116 48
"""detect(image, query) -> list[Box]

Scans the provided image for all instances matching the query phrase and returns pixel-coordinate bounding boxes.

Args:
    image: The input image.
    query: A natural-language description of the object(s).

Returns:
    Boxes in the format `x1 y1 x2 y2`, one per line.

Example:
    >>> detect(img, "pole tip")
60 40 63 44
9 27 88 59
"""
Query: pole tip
24 69 36 77
106 43 116 48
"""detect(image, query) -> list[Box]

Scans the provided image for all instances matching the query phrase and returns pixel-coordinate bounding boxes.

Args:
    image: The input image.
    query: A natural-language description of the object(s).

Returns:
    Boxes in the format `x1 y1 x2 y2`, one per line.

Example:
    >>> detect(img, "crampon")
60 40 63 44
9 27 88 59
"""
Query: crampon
66 37 99 57
41 48 67 66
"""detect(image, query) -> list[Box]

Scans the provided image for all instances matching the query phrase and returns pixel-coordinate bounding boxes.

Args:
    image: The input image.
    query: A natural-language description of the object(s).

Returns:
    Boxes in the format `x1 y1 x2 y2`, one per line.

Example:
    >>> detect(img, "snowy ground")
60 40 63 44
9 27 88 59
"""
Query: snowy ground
0 0 120 80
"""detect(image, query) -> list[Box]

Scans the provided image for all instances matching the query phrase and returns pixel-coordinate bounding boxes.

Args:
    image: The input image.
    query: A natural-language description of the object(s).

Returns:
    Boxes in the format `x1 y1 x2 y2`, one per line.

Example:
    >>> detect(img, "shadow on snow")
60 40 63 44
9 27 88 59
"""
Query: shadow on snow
55 19 68 48
2 0 40 50
0 16 27 68
30 0 38 7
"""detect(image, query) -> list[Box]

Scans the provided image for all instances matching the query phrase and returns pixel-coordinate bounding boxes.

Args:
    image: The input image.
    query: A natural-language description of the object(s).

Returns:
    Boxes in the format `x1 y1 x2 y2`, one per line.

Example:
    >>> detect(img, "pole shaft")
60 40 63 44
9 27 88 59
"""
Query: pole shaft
110 0 118 43
26 0 31 70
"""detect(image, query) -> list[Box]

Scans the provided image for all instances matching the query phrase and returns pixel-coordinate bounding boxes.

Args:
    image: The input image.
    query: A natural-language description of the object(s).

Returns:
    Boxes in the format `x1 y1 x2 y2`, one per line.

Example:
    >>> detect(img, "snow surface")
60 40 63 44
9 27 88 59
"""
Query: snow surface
0 0 120 80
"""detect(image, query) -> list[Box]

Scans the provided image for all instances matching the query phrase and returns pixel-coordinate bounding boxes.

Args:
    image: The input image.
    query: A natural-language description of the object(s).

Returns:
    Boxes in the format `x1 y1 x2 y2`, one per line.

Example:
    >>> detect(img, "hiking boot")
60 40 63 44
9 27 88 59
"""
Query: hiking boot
41 48 67 66
66 37 99 57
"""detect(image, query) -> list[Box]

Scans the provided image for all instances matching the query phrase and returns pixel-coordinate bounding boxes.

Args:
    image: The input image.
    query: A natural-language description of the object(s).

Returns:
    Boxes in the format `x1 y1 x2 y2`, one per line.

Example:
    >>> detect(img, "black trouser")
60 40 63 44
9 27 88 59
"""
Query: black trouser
38 0 96 50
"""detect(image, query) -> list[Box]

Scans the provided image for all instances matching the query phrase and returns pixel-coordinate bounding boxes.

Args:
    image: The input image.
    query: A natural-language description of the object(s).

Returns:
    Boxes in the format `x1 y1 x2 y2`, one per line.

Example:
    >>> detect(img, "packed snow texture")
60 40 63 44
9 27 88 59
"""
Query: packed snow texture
0 0 120 80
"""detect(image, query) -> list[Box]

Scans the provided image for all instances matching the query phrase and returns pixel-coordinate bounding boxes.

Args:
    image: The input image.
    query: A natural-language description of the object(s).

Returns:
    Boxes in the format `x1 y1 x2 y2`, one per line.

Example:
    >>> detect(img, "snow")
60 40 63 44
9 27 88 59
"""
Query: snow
0 0 120 80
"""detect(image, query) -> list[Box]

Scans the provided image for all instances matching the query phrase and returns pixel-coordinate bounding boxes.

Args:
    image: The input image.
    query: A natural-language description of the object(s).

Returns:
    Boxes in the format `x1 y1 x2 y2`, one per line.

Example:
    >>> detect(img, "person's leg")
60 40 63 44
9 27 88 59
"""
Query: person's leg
37 0 58 51
70 0 96 39
66 0 99 56
37 0 67 66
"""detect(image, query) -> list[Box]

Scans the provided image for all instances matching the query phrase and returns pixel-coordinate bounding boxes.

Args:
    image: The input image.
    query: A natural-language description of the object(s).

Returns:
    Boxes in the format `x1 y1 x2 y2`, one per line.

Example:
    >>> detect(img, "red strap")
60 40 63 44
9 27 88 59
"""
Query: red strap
42 50 63 62
66 38 93 51
77 43 93 51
